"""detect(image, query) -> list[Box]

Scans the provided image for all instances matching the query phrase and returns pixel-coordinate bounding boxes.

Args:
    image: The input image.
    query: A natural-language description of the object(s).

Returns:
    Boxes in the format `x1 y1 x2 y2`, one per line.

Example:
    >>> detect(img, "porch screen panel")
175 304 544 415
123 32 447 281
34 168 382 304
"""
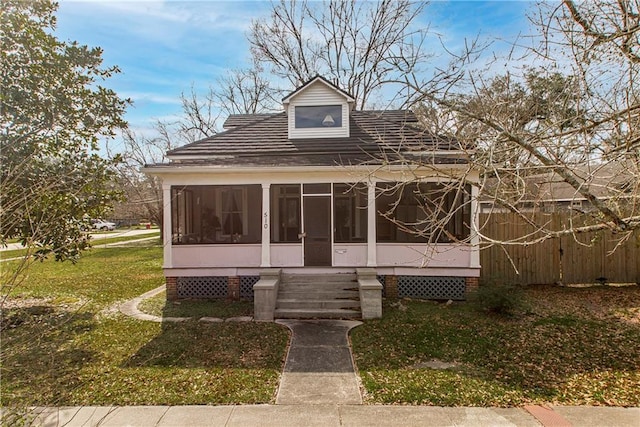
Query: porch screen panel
376 182 471 243
271 184 301 243
171 185 261 244
171 187 193 243
334 183 368 243
222 188 244 238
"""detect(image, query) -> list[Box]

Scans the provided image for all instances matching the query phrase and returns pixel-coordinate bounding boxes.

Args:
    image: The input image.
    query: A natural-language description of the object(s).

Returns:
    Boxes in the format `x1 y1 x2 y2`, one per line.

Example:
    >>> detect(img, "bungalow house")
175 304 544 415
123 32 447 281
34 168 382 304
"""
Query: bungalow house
144 76 480 321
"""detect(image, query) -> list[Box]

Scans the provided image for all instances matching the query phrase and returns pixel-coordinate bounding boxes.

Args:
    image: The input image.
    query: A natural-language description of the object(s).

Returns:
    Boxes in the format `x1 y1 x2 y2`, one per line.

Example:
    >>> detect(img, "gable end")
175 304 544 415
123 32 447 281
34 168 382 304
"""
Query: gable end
286 79 352 139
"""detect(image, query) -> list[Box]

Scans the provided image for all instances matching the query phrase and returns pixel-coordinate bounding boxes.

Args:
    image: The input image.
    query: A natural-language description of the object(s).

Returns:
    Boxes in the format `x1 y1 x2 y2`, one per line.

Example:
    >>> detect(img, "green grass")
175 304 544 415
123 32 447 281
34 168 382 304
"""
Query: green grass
139 291 253 319
0 248 28 260
1 246 289 407
351 285 640 407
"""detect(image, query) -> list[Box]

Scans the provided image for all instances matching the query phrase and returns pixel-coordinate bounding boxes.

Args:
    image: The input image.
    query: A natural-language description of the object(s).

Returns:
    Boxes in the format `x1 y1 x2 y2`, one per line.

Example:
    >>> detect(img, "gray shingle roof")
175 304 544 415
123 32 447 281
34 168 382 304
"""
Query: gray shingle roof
163 110 466 167
223 114 274 129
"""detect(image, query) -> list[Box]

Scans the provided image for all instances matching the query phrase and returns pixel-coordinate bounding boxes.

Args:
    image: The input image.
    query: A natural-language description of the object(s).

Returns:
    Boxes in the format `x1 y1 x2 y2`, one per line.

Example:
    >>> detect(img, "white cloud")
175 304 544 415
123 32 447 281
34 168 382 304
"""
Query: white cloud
120 91 182 105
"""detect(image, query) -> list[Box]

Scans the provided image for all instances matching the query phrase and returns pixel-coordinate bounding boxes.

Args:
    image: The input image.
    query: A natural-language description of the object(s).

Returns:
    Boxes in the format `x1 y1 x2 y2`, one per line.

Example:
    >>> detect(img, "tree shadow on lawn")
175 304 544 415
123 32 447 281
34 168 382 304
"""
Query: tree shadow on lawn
122 319 288 370
1 304 97 406
351 286 640 406
114 302 290 405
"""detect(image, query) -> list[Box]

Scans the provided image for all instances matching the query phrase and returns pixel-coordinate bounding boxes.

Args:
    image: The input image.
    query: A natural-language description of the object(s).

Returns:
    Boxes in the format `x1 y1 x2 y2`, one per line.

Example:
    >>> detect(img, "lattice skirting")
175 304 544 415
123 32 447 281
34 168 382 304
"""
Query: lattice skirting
240 276 259 299
175 276 258 299
397 276 466 300
177 276 228 298
377 275 387 297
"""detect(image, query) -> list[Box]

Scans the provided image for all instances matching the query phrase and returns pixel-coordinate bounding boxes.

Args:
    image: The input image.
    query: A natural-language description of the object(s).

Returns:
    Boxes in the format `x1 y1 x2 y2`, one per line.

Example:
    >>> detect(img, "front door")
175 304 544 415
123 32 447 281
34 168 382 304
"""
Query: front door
303 196 331 266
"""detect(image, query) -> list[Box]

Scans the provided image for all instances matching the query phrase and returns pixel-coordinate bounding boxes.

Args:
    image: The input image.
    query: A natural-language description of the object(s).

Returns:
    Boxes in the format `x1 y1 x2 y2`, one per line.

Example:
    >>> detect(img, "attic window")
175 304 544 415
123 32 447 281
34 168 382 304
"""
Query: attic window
295 105 342 128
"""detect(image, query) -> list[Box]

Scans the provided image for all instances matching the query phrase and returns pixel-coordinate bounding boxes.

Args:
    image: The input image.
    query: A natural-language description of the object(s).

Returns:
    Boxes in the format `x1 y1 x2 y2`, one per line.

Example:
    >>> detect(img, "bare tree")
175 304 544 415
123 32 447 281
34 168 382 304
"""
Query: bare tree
225 0 432 110
115 82 225 231
177 85 222 140
213 66 279 115
394 0 640 251
114 128 169 229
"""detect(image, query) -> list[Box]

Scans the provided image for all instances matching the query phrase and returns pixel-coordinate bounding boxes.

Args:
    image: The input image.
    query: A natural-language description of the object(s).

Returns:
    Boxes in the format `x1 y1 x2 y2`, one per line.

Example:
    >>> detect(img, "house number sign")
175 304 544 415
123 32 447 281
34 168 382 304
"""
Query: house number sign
263 212 268 229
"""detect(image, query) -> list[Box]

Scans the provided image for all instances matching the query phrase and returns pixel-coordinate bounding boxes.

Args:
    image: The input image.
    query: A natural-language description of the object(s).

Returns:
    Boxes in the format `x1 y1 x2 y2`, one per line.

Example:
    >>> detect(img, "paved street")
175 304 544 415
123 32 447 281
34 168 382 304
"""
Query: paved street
1 228 159 252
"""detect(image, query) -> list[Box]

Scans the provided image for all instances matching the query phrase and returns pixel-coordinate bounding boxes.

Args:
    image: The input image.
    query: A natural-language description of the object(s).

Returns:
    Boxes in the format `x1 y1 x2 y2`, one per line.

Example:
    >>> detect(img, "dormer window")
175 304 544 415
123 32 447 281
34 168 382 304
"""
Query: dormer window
283 76 354 139
295 105 342 128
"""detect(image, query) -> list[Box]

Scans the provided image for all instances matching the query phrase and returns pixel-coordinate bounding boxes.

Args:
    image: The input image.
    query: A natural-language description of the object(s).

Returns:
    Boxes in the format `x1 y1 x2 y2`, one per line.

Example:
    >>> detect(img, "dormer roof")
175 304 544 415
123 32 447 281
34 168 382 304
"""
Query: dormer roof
282 75 355 105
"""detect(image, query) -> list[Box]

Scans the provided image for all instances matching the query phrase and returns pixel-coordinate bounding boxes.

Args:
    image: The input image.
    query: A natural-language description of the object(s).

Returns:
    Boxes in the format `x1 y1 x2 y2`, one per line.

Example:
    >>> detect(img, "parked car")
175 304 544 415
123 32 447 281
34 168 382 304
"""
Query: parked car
92 219 116 231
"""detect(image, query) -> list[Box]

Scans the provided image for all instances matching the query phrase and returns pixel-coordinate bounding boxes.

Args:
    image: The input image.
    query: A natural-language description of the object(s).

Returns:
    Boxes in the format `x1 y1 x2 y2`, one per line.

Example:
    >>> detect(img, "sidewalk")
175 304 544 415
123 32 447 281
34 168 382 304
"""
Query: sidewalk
15 404 640 426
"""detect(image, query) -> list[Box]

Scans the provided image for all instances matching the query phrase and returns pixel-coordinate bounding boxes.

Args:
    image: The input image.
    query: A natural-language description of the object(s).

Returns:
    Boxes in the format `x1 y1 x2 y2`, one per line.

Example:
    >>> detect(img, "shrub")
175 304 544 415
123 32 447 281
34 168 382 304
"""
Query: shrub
472 282 526 317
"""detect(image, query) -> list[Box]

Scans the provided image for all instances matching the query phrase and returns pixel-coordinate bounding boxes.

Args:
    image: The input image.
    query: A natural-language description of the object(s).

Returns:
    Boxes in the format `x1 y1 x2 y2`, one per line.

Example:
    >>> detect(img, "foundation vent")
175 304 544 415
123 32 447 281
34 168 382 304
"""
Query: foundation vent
177 276 228 298
398 276 465 300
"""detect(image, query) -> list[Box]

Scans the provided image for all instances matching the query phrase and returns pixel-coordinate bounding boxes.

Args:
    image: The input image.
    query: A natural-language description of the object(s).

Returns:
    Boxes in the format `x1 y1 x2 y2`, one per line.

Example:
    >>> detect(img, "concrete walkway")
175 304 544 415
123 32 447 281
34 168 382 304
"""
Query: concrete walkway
15 405 640 426
276 319 362 405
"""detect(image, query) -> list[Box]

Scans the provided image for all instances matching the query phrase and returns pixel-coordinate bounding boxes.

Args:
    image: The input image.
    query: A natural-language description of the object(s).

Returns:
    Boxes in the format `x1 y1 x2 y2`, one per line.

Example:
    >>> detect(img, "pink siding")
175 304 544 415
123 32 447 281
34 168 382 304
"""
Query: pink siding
333 244 367 266
376 244 472 268
271 244 304 267
172 245 261 268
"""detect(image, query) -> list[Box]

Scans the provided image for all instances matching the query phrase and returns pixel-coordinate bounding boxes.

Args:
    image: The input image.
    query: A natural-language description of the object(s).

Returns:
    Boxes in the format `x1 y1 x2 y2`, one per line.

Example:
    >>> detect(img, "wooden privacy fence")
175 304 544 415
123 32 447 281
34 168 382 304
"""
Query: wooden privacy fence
479 213 640 285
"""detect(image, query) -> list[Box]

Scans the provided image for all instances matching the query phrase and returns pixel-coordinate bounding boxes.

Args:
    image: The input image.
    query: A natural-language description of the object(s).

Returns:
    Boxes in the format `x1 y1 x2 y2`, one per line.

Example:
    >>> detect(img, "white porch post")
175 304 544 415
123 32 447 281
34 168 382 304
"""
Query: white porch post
261 183 271 267
162 183 172 269
367 181 377 267
470 183 481 269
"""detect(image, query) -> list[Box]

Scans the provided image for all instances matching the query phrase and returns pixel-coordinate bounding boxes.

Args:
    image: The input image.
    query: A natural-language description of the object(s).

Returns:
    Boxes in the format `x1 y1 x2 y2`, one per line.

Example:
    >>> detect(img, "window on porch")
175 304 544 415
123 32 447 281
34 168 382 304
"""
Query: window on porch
270 184 301 243
376 182 471 243
333 183 368 243
171 185 262 244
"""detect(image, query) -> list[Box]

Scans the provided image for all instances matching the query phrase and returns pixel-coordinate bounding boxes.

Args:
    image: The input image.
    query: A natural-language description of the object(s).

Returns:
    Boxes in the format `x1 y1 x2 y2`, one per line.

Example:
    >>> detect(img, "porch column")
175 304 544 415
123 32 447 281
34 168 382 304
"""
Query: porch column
367 181 377 267
162 183 172 269
261 183 271 267
470 183 481 269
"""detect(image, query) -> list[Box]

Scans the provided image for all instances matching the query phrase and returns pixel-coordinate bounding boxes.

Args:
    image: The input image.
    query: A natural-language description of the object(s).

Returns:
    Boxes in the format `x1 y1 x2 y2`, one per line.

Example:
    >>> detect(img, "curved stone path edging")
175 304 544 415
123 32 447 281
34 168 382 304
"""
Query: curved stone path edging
118 284 253 323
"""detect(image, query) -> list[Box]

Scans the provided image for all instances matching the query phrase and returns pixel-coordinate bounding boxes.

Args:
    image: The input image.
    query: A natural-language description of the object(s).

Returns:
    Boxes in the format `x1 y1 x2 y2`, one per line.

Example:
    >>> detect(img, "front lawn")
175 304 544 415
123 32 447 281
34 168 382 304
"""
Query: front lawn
3 245 638 409
351 285 640 406
1 246 289 408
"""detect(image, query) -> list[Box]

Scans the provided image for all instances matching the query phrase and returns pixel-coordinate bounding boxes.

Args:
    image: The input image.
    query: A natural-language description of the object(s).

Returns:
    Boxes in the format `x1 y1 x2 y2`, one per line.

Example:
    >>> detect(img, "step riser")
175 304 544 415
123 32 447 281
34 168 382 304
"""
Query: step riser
278 291 359 299
277 300 361 309
275 309 361 319
281 282 357 288
278 284 358 293
281 275 356 283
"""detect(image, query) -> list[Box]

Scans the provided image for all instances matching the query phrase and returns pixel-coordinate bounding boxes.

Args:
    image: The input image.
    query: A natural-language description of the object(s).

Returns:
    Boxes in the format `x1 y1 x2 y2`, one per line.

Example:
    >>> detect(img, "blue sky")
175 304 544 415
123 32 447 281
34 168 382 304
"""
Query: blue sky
55 0 533 147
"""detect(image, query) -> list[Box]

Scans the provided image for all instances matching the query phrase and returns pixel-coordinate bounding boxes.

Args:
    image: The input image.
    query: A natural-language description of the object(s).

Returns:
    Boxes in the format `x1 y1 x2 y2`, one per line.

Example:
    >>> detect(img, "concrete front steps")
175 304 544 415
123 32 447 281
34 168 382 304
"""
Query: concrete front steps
274 273 362 319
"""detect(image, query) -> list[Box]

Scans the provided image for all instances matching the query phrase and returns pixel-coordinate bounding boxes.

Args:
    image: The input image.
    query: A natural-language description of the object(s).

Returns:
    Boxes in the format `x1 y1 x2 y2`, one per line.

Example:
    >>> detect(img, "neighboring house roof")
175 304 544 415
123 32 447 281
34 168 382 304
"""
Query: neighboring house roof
162 110 465 168
480 162 637 205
